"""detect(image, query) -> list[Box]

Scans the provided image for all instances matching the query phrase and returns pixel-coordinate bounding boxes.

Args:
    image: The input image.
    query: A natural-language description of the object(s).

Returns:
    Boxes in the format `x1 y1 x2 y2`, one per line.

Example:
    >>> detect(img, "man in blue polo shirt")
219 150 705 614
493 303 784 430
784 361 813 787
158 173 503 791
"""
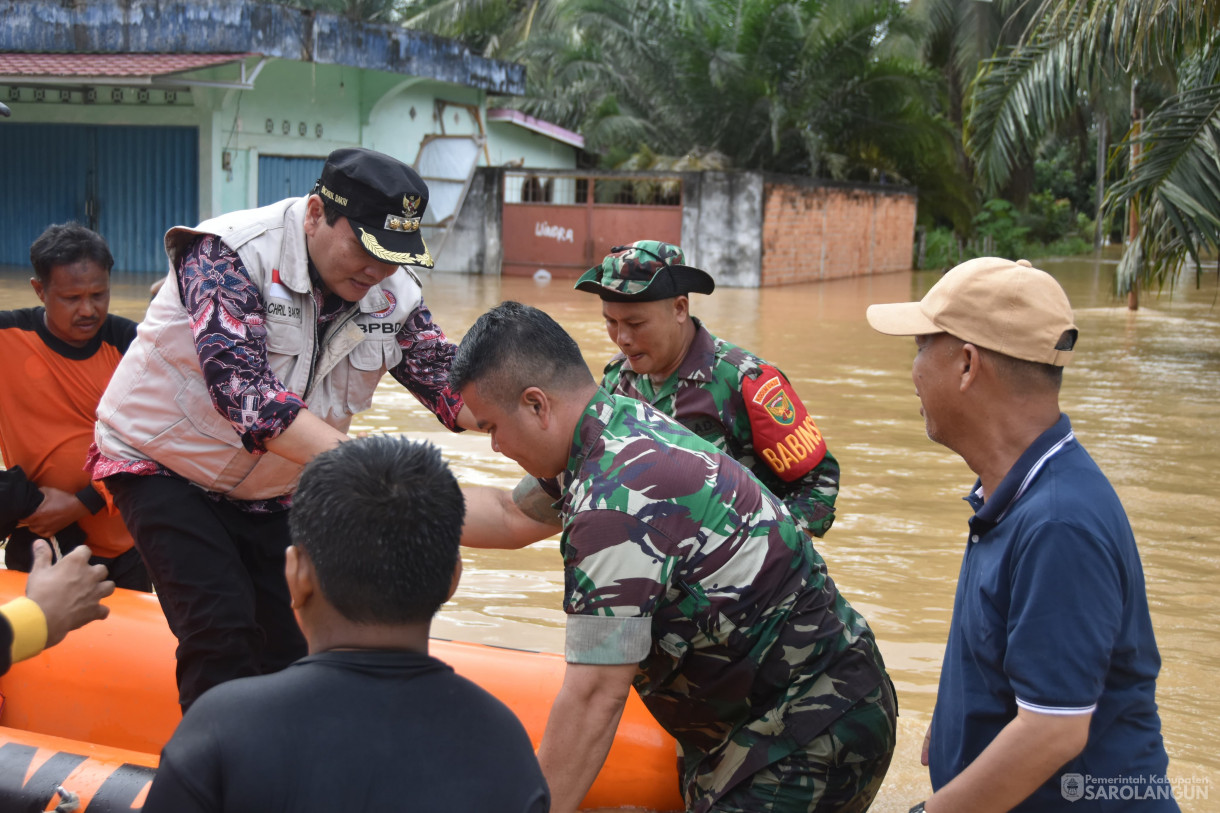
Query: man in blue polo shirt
867 257 1176 812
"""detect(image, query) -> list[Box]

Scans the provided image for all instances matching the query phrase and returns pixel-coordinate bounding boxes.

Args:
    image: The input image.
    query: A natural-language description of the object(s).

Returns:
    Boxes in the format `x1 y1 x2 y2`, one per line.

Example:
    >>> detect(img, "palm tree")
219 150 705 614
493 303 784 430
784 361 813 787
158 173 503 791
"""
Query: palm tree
267 0 400 22
394 0 971 230
504 0 970 223
396 0 563 58
909 0 1043 209
910 0 1038 128
966 0 1220 290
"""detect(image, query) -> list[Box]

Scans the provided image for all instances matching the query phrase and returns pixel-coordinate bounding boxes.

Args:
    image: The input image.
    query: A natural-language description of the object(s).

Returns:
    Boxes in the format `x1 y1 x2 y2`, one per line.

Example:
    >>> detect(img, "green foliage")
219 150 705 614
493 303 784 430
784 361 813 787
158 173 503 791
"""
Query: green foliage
394 0 560 57
1034 234 1093 259
967 19 1089 197
424 0 975 228
1021 191 1075 244
1034 136 1098 217
918 226 962 270
965 0 1220 291
267 0 398 21
388 0 1220 289
1110 43 1220 291
917 219 1093 270
973 199 1030 258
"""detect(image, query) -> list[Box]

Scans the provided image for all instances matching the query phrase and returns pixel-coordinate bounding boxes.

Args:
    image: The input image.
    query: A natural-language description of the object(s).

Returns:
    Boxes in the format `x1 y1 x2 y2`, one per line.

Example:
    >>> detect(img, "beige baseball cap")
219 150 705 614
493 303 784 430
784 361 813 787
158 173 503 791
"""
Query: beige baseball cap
866 257 1078 366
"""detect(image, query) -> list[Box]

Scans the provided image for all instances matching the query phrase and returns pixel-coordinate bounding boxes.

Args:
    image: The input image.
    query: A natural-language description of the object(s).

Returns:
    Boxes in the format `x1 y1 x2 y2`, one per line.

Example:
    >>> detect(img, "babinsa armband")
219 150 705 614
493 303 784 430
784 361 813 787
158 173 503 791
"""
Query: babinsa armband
741 365 827 481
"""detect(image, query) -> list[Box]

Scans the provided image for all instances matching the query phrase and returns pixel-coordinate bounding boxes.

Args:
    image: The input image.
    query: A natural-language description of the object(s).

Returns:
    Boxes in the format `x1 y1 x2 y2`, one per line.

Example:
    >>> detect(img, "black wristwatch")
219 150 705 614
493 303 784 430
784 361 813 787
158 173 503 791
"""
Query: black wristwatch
908 803 927 813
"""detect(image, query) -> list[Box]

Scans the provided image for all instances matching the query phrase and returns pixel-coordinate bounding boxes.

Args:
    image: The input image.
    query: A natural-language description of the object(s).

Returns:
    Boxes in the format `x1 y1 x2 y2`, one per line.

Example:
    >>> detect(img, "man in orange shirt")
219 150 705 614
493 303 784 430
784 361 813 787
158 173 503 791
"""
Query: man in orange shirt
0 222 149 591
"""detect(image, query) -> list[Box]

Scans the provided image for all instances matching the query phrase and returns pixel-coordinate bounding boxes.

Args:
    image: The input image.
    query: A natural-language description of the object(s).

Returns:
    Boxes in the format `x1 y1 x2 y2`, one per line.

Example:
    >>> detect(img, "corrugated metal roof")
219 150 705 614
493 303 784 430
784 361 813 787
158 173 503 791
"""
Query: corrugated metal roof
0 53 248 77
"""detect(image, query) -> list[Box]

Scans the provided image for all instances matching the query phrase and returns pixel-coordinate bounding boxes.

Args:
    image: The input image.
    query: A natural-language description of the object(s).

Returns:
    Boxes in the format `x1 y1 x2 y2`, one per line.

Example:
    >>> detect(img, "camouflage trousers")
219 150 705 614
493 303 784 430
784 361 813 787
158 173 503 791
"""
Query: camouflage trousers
708 678 898 813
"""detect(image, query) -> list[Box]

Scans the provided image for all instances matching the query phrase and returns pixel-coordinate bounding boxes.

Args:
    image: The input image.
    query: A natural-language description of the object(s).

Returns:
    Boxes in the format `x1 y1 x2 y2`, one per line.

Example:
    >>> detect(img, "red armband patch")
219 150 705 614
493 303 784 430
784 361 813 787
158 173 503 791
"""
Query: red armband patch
741 365 827 482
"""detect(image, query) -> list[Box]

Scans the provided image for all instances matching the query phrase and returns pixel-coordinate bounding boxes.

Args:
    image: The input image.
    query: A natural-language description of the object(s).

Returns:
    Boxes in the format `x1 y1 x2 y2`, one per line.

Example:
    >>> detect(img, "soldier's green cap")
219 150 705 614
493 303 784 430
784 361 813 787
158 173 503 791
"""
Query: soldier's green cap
574 240 715 302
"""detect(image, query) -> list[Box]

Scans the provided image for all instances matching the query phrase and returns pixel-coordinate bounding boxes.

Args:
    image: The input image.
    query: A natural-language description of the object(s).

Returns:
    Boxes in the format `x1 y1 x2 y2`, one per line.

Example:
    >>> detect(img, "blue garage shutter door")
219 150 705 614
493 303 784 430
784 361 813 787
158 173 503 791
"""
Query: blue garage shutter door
0 123 197 273
96 126 198 274
259 156 326 207
0 124 91 267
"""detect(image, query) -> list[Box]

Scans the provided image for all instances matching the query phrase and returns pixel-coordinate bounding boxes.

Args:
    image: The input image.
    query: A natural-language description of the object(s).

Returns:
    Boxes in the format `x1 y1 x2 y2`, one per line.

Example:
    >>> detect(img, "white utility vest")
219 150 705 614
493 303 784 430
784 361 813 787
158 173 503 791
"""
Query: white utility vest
95 197 422 500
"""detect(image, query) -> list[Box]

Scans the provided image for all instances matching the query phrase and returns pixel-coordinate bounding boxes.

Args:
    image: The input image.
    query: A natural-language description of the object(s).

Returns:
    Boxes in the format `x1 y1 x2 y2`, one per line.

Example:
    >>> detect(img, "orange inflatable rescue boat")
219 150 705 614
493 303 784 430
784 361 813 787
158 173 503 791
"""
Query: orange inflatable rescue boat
0 571 683 811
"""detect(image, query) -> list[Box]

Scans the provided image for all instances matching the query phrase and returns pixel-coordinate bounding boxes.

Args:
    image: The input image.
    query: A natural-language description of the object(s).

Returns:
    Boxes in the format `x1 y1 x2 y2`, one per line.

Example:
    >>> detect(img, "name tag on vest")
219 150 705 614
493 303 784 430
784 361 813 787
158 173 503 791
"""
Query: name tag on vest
265 298 303 324
265 268 303 325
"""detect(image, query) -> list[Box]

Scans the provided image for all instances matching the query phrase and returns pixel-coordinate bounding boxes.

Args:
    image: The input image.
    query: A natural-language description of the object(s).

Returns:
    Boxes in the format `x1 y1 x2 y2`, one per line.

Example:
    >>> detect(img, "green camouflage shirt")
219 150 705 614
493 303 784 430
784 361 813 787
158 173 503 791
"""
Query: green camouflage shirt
600 318 840 537
549 389 885 811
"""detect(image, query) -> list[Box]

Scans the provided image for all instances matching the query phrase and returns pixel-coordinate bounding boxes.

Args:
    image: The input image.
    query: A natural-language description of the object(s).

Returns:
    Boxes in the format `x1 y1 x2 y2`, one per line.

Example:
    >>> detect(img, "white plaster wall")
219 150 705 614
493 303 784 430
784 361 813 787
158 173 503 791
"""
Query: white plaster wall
486 121 578 169
682 171 764 288
364 79 484 166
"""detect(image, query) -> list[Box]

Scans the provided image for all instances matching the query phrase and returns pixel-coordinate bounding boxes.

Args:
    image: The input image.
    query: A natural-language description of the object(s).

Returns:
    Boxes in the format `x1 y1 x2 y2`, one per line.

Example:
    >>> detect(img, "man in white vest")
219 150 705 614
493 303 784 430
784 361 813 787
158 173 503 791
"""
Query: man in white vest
90 148 475 711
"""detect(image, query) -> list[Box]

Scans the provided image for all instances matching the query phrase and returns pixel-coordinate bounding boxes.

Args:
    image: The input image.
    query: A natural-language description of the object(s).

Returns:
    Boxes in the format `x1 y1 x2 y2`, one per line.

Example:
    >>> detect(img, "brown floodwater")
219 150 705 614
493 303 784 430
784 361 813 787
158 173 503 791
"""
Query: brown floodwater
2 251 1217 810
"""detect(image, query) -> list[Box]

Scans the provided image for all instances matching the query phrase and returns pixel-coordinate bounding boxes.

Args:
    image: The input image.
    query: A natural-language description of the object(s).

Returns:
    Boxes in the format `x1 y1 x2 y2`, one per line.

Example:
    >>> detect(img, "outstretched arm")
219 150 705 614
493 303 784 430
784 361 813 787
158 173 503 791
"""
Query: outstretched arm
26 541 114 648
388 297 469 432
263 409 349 465
537 663 637 813
460 479 560 549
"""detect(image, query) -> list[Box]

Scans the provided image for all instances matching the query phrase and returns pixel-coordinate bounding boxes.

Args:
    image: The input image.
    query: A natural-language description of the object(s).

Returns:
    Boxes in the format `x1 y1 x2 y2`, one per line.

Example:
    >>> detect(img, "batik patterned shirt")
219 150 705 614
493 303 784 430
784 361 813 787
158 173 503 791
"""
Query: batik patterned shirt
89 236 463 512
548 389 884 811
601 318 839 537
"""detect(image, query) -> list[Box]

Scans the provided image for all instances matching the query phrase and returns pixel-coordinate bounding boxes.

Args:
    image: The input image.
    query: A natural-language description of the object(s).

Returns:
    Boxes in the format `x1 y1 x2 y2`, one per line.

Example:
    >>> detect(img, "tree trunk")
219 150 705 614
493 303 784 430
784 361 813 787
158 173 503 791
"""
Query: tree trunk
1128 92 1141 311
1094 113 1107 248
1002 159 1035 209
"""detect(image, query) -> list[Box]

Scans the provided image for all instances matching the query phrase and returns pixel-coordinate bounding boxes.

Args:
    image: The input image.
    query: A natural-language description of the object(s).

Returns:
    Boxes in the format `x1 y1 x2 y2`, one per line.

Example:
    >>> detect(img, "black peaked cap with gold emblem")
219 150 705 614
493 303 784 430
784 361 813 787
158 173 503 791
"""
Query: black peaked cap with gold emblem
314 147 434 268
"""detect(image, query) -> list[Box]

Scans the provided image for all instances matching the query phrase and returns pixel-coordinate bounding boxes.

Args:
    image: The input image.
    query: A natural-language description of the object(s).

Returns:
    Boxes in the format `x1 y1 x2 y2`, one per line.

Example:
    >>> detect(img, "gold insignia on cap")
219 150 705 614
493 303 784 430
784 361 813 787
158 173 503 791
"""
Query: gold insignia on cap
403 195 422 217
384 214 421 233
358 228 434 268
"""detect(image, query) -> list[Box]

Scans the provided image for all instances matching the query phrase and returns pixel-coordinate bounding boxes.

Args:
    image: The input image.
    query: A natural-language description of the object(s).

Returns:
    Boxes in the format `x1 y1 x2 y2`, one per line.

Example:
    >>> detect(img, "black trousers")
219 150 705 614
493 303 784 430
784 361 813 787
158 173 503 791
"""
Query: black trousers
105 473 307 712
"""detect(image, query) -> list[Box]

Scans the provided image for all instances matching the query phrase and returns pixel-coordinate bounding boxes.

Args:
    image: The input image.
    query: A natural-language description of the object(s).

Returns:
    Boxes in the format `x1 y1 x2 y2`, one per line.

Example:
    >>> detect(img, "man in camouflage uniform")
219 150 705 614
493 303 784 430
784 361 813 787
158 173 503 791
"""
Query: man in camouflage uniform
574 240 839 537
455 302 895 813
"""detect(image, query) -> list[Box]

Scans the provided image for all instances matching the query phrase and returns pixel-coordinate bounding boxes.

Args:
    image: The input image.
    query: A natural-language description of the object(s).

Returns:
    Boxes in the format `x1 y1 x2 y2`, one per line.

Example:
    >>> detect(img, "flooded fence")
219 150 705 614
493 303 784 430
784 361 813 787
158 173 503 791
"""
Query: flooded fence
439 167 918 287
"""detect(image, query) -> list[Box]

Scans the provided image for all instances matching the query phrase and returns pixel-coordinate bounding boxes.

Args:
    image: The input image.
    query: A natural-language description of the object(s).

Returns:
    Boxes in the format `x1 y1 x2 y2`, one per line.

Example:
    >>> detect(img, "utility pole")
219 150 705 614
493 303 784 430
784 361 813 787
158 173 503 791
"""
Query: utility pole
1128 81 1141 311
1094 113 1106 249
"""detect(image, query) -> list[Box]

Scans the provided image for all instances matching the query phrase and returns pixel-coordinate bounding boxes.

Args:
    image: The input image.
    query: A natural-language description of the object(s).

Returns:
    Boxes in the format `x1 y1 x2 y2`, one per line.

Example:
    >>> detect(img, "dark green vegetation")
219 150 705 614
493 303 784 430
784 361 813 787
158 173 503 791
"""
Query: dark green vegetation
278 0 1220 286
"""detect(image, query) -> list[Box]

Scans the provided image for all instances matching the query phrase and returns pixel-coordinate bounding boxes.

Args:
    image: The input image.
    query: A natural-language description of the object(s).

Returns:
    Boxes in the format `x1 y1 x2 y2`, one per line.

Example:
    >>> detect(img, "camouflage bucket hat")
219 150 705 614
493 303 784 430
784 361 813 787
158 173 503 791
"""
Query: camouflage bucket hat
574 240 715 302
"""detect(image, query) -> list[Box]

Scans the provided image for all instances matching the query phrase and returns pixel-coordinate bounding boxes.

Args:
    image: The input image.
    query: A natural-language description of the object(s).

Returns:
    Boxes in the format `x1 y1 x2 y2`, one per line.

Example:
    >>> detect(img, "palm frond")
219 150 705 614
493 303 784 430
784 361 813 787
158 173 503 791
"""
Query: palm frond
966 31 1079 194
1036 0 1219 75
1108 64 1220 289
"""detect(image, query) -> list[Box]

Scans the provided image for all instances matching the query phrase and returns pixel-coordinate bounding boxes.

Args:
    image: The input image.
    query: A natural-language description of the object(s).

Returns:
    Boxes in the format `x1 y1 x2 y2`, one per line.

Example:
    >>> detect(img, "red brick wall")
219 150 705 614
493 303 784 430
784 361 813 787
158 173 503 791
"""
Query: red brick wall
760 183 915 286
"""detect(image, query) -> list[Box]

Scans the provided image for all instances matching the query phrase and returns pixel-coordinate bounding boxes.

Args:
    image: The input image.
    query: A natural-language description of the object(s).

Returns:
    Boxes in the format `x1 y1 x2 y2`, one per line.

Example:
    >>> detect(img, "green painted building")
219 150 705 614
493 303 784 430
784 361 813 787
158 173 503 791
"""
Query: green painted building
0 0 581 272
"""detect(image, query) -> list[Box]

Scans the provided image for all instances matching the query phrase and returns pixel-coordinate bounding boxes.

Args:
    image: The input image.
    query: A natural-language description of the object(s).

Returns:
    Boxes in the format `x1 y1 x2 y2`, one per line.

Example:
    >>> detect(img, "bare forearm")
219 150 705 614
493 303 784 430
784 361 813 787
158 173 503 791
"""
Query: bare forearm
460 485 557 549
926 709 1090 813
263 410 349 465
537 666 632 813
